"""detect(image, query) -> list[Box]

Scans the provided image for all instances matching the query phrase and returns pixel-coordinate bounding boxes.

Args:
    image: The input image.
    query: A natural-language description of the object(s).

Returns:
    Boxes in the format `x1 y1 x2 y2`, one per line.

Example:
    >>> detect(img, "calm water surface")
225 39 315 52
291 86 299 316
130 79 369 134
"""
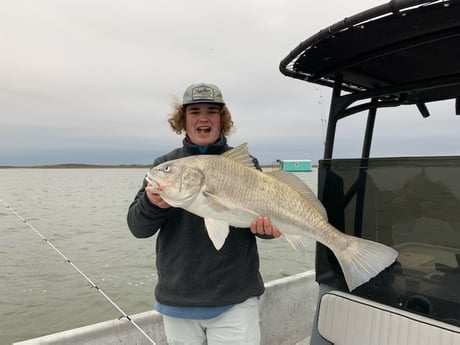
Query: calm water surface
0 168 317 344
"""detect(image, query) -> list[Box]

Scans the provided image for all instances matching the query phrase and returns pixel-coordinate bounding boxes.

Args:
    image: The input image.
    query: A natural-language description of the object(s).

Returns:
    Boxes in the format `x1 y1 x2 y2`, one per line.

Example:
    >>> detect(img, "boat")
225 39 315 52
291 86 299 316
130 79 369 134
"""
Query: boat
13 271 317 345
279 0 460 343
15 0 460 343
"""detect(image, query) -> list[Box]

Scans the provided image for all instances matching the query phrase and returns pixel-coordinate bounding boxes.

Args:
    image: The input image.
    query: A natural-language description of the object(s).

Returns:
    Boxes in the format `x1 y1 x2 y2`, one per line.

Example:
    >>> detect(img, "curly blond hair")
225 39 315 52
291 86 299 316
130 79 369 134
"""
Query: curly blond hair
167 99 234 136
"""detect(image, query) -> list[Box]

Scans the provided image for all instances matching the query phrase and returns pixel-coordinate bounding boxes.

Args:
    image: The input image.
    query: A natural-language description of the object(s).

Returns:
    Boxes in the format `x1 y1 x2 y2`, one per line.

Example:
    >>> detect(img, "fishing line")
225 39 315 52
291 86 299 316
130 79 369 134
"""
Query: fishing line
316 87 328 147
0 199 156 345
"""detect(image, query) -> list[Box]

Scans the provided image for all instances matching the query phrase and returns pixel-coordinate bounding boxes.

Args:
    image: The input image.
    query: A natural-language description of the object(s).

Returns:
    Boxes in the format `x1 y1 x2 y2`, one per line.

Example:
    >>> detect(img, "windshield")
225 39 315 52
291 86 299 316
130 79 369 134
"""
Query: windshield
317 156 460 326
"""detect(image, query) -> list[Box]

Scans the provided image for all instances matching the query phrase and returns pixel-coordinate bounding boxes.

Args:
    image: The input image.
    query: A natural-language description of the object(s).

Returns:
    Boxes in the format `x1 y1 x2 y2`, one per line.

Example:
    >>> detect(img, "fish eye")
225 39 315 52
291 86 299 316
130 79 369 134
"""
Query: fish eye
163 165 171 172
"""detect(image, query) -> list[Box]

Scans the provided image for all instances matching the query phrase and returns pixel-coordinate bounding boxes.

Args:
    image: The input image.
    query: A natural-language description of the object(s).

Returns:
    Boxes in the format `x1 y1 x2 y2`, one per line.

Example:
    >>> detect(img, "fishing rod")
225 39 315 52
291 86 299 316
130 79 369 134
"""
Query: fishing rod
0 199 156 345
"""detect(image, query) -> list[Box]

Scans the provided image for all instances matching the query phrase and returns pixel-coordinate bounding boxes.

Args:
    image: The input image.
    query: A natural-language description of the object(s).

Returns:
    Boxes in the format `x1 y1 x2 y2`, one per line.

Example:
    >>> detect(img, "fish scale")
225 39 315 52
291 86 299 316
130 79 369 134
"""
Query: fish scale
146 143 398 291
201 156 331 242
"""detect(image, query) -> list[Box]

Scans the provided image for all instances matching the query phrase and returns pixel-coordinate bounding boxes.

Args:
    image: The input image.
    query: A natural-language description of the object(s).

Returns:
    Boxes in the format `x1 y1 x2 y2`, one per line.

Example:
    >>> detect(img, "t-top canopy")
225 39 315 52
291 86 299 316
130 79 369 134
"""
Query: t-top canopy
280 0 460 106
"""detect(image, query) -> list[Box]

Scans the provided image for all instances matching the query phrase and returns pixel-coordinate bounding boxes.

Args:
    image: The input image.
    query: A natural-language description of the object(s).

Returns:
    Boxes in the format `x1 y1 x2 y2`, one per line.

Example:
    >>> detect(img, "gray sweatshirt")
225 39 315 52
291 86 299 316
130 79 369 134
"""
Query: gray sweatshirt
126 138 266 307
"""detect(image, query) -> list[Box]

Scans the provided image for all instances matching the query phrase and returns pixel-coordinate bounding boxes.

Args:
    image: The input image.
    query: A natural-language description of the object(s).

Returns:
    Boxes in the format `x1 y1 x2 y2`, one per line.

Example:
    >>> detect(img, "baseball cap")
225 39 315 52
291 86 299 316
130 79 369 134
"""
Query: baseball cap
182 83 225 106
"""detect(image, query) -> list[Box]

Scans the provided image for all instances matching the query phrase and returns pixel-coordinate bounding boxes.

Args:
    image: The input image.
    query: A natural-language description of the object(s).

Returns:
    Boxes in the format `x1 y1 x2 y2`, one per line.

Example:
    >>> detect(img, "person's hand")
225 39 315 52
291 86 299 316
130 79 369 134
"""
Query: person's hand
250 216 281 238
145 183 171 209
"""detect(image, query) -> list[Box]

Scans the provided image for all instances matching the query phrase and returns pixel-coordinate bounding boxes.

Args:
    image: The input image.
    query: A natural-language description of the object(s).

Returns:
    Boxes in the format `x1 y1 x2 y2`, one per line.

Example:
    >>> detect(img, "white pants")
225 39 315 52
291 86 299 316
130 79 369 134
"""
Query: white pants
162 297 261 345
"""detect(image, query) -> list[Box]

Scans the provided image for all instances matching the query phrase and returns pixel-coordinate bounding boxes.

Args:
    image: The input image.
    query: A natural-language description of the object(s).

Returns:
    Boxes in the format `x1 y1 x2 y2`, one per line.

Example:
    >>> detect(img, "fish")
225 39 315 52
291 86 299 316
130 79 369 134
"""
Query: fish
146 143 398 291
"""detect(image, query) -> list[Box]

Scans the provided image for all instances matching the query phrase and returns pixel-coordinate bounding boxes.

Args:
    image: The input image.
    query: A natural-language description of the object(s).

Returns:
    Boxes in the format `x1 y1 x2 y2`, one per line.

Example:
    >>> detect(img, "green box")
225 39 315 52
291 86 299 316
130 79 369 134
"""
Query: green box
279 160 312 172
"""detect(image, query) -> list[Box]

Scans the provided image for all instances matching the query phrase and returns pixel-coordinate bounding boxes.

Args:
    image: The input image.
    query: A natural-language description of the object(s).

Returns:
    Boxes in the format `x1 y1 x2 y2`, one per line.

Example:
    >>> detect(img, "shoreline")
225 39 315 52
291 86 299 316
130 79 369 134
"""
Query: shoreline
0 164 287 169
0 164 152 169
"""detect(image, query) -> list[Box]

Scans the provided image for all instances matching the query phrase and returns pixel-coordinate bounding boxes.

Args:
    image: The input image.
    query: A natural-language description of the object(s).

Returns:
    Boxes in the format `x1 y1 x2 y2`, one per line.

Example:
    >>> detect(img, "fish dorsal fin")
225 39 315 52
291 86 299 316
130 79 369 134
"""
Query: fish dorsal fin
222 143 256 168
266 170 328 220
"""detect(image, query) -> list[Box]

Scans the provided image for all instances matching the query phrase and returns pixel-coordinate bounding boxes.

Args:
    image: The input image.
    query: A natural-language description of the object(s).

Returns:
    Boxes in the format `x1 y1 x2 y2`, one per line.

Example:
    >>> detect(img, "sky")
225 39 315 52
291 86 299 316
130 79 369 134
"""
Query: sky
1 0 458 166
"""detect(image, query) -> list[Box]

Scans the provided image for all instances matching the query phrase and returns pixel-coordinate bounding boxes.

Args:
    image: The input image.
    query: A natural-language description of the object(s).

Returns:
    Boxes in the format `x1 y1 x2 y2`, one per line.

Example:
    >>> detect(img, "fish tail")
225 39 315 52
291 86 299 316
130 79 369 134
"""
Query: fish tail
335 236 398 291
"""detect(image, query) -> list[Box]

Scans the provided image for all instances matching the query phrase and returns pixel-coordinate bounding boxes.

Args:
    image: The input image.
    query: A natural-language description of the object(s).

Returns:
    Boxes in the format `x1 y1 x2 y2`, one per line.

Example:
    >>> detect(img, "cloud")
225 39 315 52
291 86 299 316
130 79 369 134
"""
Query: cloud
1 0 458 165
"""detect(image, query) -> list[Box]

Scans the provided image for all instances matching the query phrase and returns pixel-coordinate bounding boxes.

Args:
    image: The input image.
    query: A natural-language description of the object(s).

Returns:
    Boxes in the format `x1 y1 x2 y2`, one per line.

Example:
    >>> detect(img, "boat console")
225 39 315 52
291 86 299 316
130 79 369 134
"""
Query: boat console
280 0 460 343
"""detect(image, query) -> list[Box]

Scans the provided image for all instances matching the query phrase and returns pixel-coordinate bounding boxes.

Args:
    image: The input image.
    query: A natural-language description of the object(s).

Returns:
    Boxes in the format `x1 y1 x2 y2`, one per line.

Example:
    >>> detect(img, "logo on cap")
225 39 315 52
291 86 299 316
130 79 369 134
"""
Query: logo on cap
192 86 214 101
183 83 225 105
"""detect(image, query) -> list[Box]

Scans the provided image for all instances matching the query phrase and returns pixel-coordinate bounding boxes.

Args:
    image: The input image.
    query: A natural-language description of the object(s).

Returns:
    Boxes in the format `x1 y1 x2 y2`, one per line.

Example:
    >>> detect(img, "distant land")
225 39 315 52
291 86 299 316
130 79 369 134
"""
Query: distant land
0 164 152 169
0 163 280 169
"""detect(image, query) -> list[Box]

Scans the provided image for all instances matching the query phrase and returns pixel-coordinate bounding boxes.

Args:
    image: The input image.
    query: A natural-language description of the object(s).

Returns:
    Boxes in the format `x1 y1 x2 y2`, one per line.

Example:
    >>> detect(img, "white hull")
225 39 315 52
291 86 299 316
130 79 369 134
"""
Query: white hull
14 271 318 345
12 268 460 345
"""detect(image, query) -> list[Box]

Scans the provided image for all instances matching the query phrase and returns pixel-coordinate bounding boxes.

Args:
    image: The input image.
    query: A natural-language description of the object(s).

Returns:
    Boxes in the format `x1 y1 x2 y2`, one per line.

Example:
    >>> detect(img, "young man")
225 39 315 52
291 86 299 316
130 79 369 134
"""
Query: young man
127 83 280 345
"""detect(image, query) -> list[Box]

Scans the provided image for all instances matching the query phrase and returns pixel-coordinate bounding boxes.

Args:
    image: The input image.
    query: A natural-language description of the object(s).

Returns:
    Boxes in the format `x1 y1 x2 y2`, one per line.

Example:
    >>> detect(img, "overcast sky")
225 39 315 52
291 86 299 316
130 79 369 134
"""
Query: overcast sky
1 0 458 166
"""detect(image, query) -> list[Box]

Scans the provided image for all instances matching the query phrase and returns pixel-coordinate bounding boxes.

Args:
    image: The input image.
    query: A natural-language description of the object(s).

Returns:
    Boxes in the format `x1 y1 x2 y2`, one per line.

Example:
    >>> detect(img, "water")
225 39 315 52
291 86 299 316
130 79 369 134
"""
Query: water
0 168 317 344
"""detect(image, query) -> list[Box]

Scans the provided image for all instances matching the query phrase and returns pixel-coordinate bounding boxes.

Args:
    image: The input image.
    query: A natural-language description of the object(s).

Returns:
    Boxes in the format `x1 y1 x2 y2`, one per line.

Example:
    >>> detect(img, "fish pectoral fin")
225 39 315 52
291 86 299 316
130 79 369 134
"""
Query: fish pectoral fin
205 193 259 218
204 192 258 217
204 218 230 250
284 234 311 256
204 191 233 212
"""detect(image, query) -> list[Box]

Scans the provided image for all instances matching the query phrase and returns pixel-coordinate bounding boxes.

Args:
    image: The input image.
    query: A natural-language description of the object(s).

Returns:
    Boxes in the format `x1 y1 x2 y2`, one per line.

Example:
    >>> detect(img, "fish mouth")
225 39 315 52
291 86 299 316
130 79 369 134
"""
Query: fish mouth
145 174 162 193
